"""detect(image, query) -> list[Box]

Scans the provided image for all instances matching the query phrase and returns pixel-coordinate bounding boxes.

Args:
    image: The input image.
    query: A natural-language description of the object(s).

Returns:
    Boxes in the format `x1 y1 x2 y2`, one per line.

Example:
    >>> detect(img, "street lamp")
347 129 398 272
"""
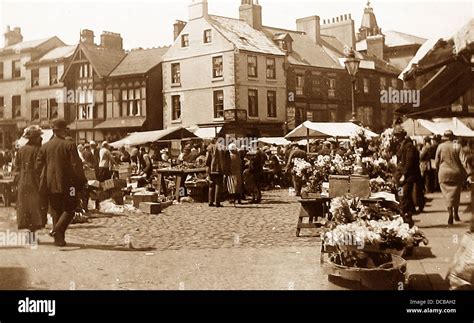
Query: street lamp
344 48 361 125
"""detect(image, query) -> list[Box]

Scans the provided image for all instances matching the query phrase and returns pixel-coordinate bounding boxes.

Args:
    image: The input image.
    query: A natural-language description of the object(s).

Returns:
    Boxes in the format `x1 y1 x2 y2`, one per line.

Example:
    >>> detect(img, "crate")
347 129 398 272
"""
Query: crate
132 193 158 208
101 179 127 191
350 175 371 199
139 202 161 214
329 175 350 198
118 164 132 180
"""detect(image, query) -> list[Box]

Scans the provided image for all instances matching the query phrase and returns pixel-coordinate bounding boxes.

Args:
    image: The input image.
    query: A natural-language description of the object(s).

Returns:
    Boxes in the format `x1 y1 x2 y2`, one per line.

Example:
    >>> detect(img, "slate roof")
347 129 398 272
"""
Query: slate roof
110 46 170 77
264 26 344 69
38 45 77 62
356 30 427 51
208 15 285 56
80 43 127 77
0 37 63 54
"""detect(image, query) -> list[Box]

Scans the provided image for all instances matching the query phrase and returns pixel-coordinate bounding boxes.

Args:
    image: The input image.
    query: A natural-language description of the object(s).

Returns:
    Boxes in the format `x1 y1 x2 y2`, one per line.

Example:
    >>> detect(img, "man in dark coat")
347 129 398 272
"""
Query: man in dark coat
394 127 423 226
89 141 100 178
36 120 87 246
206 138 229 207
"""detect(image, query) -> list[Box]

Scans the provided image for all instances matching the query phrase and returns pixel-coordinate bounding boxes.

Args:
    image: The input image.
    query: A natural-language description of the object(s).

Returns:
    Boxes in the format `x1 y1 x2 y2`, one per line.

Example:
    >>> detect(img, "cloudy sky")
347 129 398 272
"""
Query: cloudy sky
0 0 472 49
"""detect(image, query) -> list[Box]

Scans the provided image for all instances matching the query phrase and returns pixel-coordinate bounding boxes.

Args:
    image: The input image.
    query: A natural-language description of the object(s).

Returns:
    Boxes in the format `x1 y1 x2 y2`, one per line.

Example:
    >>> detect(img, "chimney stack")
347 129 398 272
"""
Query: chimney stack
100 31 123 51
80 29 95 45
4 25 23 47
173 20 187 41
296 16 321 45
239 0 263 30
189 0 208 21
366 35 385 60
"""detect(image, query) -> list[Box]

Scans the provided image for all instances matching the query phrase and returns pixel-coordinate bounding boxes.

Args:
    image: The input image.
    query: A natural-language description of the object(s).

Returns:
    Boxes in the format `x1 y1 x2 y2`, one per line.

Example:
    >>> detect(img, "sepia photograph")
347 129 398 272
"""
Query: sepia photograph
0 0 473 320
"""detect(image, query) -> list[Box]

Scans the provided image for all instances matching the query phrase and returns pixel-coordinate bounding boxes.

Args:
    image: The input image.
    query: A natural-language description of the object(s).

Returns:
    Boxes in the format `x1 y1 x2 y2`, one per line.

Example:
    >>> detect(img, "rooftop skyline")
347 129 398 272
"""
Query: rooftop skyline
0 0 472 49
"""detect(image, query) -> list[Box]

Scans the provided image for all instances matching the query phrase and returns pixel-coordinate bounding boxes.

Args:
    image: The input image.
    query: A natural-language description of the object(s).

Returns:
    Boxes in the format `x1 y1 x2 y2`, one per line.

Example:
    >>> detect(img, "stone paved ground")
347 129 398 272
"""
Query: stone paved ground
0 189 471 290
67 190 319 250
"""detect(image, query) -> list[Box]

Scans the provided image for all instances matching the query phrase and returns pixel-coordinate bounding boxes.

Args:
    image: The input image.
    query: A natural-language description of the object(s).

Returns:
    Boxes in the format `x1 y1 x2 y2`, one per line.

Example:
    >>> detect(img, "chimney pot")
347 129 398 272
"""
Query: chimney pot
100 31 123 51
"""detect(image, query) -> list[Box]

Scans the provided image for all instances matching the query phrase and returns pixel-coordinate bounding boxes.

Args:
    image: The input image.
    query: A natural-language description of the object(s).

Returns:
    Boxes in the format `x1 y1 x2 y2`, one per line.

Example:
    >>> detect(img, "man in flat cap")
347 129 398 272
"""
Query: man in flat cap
36 120 87 246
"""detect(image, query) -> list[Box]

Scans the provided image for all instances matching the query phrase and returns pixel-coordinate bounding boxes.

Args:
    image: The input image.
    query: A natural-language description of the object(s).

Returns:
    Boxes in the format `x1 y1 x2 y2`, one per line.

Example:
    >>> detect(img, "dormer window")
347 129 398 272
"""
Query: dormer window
273 33 293 53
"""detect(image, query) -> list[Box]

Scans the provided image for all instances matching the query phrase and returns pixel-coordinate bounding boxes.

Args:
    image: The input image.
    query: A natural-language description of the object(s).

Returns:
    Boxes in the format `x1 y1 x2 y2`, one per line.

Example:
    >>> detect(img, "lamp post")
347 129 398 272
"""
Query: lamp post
344 48 361 125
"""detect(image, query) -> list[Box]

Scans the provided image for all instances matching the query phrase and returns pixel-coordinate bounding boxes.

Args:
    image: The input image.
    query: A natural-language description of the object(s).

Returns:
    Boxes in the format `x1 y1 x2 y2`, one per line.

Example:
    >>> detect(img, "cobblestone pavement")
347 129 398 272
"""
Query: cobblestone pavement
67 190 320 250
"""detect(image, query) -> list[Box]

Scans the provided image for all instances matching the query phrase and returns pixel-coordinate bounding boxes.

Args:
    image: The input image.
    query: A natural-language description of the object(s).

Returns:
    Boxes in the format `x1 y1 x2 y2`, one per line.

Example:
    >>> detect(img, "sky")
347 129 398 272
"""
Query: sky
0 0 472 49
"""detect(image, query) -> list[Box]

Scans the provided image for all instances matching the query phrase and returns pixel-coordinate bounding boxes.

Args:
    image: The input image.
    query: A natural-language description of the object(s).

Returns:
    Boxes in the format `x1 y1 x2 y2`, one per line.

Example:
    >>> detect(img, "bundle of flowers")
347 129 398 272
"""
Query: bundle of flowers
350 128 371 153
304 155 354 193
369 177 397 194
292 158 312 178
323 217 427 251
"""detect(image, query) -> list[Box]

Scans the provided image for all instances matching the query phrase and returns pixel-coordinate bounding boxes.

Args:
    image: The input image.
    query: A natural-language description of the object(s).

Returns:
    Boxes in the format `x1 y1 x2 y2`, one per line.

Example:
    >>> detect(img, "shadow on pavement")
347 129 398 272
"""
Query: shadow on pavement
408 274 449 290
0 267 29 290
405 246 436 260
39 241 155 252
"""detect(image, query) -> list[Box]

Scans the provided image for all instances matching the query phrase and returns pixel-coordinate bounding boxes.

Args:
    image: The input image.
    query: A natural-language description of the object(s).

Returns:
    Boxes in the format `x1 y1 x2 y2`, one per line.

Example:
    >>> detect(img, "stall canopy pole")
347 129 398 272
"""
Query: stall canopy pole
306 128 310 153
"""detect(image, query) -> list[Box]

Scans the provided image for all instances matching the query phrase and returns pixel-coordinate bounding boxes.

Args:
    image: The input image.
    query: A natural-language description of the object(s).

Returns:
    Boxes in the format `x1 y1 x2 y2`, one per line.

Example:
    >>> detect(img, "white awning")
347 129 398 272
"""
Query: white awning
285 121 378 140
255 137 291 146
110 127 198 148
418 118 474 137
188 126 222 139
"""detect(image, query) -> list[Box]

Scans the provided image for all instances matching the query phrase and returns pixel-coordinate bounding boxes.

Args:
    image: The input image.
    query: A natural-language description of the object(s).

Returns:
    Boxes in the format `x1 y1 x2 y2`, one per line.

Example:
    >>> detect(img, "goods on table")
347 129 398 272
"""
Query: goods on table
102 179 127 191
446 232 474 290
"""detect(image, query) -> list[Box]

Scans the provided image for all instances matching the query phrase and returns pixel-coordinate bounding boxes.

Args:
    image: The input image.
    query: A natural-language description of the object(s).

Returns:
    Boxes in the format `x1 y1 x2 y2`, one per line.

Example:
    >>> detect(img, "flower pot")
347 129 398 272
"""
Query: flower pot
323 252 407 290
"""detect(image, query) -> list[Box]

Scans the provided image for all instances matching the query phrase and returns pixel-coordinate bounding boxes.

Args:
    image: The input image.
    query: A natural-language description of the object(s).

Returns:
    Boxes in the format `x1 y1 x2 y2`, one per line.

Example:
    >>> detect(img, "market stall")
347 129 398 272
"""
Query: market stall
109 126 198 148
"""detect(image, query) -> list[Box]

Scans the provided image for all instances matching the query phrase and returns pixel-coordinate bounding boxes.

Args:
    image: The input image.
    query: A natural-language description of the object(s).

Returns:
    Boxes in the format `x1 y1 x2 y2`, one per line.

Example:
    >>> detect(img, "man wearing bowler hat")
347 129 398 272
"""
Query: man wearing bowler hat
36 119 87 246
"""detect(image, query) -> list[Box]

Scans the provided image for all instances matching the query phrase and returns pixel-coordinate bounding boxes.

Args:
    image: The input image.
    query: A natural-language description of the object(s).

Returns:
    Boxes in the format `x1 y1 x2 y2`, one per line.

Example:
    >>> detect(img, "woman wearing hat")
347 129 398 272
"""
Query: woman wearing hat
15 125 46 236
435 130 471 225
226 143 243 205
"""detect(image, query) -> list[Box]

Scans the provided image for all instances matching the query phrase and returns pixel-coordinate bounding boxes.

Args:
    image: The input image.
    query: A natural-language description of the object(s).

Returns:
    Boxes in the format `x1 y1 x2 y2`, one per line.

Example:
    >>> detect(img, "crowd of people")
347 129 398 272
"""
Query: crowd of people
5 119 474 248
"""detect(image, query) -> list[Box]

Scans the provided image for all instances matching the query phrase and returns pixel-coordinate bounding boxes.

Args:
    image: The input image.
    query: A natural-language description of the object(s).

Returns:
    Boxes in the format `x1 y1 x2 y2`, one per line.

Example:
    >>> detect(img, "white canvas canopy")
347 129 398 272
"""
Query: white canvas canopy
285 121 378 140
110 127 198 148
254 137 291 146
418 118 474 137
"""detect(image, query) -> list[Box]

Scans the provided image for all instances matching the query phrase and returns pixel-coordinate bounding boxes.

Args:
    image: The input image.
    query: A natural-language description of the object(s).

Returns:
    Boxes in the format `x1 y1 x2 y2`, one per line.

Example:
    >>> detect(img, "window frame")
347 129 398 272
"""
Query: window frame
247 55 258 78
248 89 259 117
12 60 21 78
181 34 189 48
49 66 59 85
213 90 224 119
12 95 21 118
266 57 276 80
267 90 277 118
31 68 40 87
296 75 304 96
0 96 4 119
0 62 4 79
363 78 370 94
203 29 212 44
212 56 223 78
31 100 40 120
171 63 181 85
171 95 182 121
48 98 59 120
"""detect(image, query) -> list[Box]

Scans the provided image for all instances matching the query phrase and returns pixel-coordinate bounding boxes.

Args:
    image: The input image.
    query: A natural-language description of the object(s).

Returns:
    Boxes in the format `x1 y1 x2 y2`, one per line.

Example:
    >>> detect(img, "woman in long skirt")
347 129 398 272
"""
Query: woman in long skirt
15 126 46 235
435 130 470 225
227 144 243 205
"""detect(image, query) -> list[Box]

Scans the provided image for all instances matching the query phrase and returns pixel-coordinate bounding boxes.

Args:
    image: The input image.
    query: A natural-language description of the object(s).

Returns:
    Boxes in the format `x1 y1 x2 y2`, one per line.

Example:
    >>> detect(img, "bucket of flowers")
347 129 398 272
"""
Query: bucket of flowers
320 196 429 289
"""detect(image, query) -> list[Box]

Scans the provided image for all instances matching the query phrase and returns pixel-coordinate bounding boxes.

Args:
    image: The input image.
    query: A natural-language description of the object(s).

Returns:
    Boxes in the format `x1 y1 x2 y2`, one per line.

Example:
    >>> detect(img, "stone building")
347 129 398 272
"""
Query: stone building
0 26 65 149
62 30 168 142
162 0 287 138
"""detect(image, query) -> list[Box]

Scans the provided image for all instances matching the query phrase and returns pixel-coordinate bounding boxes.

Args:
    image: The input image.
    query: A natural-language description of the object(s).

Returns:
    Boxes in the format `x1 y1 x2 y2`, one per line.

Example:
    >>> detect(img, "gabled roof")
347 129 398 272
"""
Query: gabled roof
207 15 285 56
0 36 62 54
109 46 170 77
264 26 344 69
38 45 77 62
80 43 126 77
356 30 427 51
